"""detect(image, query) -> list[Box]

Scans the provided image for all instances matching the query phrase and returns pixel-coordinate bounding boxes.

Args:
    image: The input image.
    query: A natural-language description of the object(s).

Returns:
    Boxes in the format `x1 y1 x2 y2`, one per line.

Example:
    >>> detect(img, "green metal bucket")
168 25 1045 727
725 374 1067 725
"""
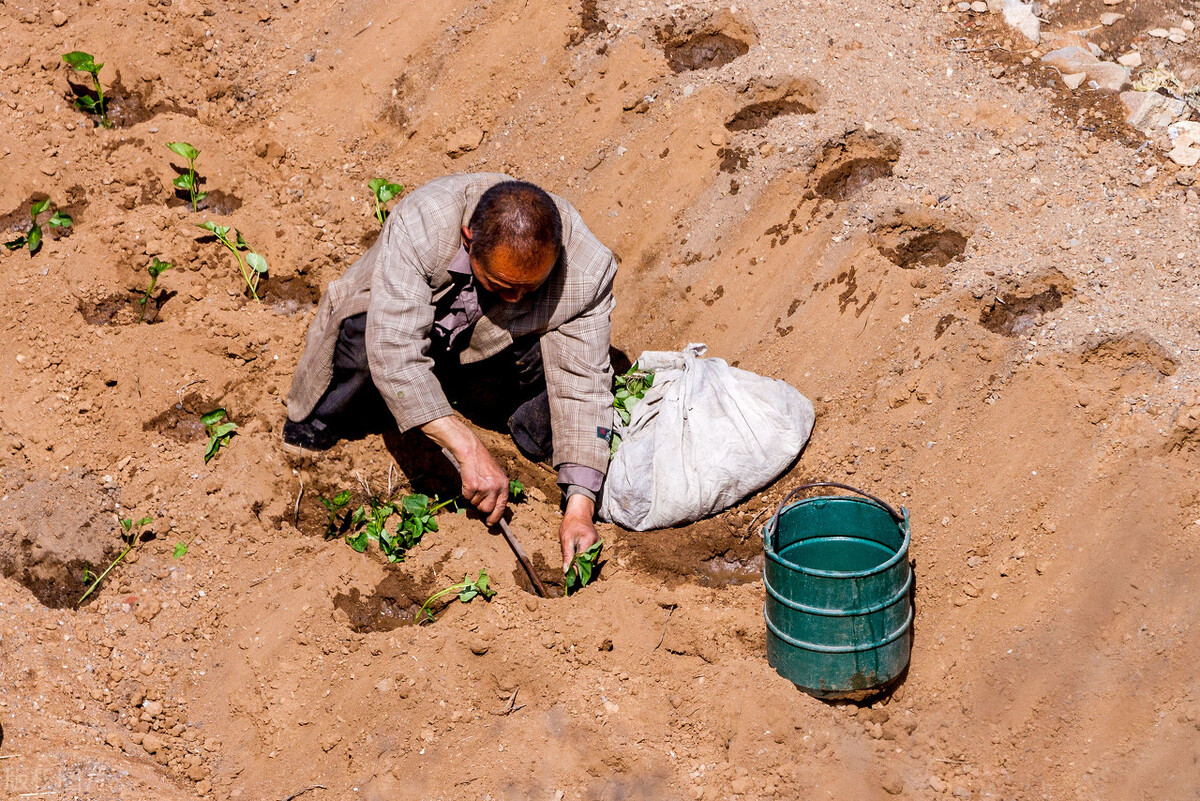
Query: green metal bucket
763 482 912 699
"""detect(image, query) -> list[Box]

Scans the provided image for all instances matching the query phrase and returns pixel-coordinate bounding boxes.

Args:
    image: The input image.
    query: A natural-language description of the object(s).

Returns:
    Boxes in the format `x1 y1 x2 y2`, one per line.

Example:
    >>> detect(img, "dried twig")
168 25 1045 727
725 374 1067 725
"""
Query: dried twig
490 687 524 715
654 605 676 650
281 786 326 801
293 479 304 527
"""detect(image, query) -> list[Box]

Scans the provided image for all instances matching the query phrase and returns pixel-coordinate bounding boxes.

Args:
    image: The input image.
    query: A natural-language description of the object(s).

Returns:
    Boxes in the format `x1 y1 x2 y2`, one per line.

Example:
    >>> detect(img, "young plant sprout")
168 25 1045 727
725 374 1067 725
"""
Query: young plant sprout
139 257 172 320
368 178 404 226
508 479 526 503
79 516 152 605
196 222 268 301
417 570 495 624
4 198 71 256
201 408 238 462
610 363 654 454
62 51 111 128
167 142 206 211
565 540 603 596
330 491 456 563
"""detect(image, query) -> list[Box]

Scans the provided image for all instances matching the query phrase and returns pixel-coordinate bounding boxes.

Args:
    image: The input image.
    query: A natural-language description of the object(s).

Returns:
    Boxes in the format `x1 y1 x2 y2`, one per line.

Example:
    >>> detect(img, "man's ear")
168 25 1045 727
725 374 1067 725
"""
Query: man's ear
460 225 472 248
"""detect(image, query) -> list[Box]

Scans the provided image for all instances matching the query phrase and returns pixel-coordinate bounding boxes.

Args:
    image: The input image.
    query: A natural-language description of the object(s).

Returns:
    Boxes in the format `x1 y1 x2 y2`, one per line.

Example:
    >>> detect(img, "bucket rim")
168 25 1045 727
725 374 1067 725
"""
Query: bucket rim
764 495 910 579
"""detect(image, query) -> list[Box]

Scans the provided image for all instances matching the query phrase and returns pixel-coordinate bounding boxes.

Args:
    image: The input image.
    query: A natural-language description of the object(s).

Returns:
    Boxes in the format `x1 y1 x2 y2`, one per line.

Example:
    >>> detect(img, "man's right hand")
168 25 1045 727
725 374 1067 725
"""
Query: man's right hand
420 416 509 525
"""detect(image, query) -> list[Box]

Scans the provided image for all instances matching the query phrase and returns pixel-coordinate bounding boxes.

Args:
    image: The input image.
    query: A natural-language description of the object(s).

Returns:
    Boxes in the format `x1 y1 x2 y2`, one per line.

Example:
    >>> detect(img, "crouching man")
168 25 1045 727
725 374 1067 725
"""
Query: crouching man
283 173 616 568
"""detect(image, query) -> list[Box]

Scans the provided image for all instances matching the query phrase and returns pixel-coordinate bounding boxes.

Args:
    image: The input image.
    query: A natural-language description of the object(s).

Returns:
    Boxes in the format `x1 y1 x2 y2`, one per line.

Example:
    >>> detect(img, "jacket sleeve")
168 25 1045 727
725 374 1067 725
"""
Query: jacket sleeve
539 256 616 474
364 219 454 432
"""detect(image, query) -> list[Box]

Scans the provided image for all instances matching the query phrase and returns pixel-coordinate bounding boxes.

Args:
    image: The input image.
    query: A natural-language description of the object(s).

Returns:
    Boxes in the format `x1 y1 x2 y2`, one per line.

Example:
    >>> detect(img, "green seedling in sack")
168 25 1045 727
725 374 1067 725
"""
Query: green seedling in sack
610 364 654 453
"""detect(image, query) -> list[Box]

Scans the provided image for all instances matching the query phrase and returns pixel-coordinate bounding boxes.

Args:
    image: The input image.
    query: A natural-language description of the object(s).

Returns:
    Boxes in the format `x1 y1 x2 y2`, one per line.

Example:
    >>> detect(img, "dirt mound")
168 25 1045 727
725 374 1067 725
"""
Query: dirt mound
0 471 120 608
725 77 819 131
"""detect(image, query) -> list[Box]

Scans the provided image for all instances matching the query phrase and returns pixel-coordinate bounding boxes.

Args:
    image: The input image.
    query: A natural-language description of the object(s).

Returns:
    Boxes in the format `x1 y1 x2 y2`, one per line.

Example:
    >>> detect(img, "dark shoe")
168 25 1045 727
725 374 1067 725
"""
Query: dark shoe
282 418 339 451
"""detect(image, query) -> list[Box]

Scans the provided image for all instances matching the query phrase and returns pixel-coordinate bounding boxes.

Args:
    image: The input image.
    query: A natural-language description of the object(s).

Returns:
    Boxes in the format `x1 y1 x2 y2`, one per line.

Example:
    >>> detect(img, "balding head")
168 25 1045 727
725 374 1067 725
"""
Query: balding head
462 181 562 304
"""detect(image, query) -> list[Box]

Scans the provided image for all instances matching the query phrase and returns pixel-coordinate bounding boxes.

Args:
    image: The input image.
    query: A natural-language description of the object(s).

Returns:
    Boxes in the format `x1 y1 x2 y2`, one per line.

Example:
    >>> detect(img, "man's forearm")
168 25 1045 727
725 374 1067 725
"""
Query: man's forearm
420 415 481 464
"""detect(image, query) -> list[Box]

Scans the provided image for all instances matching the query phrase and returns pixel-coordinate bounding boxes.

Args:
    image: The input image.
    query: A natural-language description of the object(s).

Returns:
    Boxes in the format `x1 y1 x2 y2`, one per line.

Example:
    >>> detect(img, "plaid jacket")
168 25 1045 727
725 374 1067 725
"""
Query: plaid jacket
287 173 617 474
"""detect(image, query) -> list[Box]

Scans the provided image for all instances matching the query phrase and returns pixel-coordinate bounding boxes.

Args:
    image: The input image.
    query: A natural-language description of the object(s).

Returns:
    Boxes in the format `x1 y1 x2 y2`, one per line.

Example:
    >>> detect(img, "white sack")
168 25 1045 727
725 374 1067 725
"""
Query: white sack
598 344 815 531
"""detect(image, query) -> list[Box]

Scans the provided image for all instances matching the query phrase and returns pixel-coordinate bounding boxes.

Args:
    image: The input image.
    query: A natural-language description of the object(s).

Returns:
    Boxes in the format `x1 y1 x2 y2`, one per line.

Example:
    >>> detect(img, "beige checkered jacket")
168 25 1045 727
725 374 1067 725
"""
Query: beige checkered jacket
287 173 617 474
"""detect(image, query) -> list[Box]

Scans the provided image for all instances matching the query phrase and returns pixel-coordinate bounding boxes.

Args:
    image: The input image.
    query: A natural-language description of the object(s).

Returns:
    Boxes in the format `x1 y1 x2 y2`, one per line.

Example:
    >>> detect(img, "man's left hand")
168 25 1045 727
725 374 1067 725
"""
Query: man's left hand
560 493 599 571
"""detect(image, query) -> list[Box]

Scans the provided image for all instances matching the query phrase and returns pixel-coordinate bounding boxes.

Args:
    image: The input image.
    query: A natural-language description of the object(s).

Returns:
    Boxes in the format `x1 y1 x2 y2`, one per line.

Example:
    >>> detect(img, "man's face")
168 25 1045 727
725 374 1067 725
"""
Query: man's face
462 225 556 304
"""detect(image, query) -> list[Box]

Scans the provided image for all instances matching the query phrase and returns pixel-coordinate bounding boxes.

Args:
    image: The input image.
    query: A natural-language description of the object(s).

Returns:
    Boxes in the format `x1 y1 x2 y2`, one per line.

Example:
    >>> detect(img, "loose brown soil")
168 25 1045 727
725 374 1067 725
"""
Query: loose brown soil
2 0 1200 800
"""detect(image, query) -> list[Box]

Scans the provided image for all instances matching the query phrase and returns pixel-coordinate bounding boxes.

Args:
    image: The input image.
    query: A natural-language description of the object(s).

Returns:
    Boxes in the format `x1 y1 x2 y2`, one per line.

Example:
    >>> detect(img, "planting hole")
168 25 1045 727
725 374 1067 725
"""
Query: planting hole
333 573 436 632
512 553 567 598
880 229 970 269
979 287 1065 337
262 275 320 316
78 290 173 326
142 392 218 442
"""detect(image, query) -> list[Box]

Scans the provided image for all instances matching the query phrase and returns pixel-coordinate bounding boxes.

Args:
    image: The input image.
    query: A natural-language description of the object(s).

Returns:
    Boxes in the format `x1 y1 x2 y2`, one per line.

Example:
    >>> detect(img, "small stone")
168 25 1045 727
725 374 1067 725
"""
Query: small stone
929 776 948 793
142 699 164 718
51 9 68 26
710 131 726 147
1116 52 1142 67
990 65 1006 78
957 2 971 11
375 678 392 693
1168 147 1200 167
469 638 489 656
882 775 905 795
1062 72 1086 89
1183 20 1196 32
1148 28 1169 38
141 734 164 754
1036 559 1051 574
105 732 123 749
953 787 972 798
759 142 775 157
1176 171 1195 186
40 163 56 176
1100 12 1124 24
967 556 983 567
1168 33 1187 44
446 126 485 159
970 1 987 11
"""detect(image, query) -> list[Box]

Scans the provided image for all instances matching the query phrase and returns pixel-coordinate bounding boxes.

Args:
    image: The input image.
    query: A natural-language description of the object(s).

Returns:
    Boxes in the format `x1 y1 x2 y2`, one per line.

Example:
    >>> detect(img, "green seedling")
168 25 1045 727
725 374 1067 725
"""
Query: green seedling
139 257 172 320
368 178 404 226
565 540 603 596
79 516 152 605
417 569 495 624
341 492 456 562
196 222 268 301
318 489 355 538
4 198 72 256
62 51 111 128
610 364 654 453
508 479 525 503
201 408 238 462
172 542 188 558
167 142 207 212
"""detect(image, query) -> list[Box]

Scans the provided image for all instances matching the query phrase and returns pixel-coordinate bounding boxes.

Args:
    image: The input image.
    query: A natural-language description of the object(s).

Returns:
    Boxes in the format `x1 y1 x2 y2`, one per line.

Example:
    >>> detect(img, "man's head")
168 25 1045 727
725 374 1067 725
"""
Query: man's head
462 181 562 304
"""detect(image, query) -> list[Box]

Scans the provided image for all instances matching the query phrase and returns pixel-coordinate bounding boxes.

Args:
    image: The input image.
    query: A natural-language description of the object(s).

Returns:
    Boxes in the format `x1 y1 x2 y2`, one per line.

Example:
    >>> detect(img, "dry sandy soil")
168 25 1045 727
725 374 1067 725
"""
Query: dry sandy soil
2 0 1200 799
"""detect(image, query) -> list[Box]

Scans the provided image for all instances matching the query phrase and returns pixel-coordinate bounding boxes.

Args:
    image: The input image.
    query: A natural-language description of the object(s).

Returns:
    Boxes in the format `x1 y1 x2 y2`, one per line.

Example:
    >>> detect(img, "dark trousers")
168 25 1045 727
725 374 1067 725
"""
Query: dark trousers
305 313 554 462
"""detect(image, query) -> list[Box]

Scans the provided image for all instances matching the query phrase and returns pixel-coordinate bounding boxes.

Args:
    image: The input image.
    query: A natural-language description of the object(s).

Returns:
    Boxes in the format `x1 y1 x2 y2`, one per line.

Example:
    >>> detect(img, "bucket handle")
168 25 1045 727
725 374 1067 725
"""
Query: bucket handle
766 482 905 543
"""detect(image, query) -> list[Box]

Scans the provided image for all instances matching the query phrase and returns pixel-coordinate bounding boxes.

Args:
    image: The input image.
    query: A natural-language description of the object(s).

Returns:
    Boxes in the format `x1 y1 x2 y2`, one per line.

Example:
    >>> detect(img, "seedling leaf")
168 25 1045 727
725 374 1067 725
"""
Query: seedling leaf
26 225 42 255
62 51 99 72
167 141 199 161
31 198 51 216
245 252 268 274
565 540 604 596
47 211 72 228
508 479 525 502
172 542 188 558
201 409 237 462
